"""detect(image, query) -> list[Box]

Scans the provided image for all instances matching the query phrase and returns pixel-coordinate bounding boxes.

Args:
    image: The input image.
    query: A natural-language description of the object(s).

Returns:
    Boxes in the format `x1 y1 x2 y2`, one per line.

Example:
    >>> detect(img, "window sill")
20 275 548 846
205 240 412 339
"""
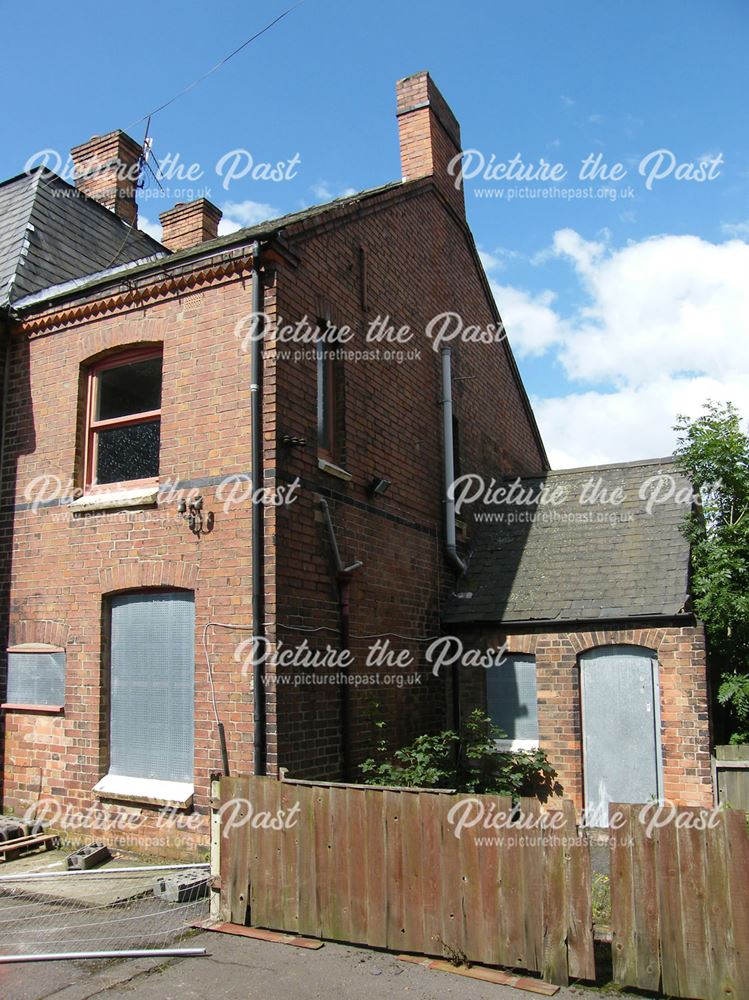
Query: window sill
317 457 352 482
1 703 64 714
69 484 159 513
93 774 194 808
494 738 540 752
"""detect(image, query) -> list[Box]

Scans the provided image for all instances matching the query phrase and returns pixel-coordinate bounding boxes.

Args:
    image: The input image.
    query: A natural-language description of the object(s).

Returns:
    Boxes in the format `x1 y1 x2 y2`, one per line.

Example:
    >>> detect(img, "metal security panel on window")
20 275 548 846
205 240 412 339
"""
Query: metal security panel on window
108 590 195 784
486 653 539 748
6 648 66 708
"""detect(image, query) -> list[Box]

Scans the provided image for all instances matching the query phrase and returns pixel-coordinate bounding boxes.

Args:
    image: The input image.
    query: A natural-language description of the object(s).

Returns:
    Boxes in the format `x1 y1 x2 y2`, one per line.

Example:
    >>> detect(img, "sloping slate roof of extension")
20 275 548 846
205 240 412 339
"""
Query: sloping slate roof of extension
0 168 164 307
444 457 694 626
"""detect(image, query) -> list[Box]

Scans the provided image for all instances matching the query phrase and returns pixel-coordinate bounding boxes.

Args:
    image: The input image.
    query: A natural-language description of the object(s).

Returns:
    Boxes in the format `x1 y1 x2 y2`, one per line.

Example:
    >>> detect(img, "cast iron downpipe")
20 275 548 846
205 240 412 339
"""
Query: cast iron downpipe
250 242 267 776
440 347 467 576
440 347 466 734
319 497 362 780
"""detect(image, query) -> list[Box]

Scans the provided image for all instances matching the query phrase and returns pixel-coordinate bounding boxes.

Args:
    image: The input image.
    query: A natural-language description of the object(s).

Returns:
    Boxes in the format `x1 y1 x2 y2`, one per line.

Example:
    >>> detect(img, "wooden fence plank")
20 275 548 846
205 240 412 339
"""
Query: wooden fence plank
521 798 544 974
313 783 335 939
439 794 466 960
676 809 711 1000
346 787 369 945
363 788 387 948
611 803 661 992
399 791 425 954
385 789 406 951
704 810 738 1000
218 776 233 923
253 777 281 929
563 800 595 982
279 780 300 933
490 796 514 970
500 803 528 970
458 797 484 964
724 809 749 1000
295 784 319 938
418 788 445 957
658 811 688 998
328 786 352 942
226 775 252 926
474 796 506 968
542 809 568 986
610 803 635 987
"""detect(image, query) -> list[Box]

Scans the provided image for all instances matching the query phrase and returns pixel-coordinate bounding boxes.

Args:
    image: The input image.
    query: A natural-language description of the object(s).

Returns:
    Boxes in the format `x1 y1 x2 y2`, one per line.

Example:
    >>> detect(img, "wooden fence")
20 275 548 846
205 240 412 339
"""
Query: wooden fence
214 776 749 997
216 775 594 987
714 745 749 810
610 803 749 1000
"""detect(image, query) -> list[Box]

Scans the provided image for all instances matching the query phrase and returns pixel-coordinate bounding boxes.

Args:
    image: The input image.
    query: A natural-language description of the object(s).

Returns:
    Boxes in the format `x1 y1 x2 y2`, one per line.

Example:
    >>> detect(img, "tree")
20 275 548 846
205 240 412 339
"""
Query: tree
674 401 749 743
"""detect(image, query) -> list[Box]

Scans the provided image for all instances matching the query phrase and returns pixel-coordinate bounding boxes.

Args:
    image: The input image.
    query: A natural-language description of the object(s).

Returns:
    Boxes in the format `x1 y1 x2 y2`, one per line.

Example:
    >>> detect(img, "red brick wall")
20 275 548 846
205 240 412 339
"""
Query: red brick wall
0 181 546 852
1 271 260 854
458 623 713 814
267 181 546 779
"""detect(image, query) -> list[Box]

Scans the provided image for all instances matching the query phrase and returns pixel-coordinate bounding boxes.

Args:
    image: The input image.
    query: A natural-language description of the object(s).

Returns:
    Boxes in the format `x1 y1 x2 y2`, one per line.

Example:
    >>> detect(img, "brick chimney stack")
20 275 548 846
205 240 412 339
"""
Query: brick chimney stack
159 199 223 251
70 130 142 227
396 72 465 218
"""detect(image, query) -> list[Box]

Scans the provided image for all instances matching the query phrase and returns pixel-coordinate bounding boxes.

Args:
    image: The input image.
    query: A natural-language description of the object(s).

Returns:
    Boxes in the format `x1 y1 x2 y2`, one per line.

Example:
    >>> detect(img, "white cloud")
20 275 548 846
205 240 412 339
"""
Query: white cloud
218 200 278 234
722 219 749 239
492 284 566 357
138 216 162 241
310 182 357 202
485 230 749 467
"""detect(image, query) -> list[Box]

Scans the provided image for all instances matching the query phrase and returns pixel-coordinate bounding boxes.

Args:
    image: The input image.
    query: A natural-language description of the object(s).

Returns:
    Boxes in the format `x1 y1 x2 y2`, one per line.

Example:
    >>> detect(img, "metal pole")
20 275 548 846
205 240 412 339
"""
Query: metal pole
0 863 209 884
0 948 207 964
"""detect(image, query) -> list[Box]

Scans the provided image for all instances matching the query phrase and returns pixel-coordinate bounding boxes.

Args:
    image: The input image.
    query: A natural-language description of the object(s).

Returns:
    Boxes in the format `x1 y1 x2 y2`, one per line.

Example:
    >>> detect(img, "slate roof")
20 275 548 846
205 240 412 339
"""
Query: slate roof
0 168 164 307
11 180 408 311
444 458 693 626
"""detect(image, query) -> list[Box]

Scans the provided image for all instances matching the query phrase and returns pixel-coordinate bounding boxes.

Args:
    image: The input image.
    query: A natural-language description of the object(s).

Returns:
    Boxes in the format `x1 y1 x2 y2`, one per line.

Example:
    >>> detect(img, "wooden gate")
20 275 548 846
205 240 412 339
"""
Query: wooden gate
610 802 749 1000
215 775 594 987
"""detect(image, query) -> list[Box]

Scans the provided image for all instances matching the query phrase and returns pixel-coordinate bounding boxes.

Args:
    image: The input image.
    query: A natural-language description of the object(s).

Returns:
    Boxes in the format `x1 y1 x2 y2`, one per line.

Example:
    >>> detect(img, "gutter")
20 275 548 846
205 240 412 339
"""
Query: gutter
250 242 267 776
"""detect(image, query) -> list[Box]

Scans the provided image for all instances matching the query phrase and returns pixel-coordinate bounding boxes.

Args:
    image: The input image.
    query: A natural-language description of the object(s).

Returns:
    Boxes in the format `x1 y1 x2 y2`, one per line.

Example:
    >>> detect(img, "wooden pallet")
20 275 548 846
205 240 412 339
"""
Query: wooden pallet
0 833 60 862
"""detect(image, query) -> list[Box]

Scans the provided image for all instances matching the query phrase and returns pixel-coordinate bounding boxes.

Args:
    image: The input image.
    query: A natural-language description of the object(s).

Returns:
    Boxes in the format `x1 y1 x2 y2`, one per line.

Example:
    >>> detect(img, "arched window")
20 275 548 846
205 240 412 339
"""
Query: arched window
84 346 162 487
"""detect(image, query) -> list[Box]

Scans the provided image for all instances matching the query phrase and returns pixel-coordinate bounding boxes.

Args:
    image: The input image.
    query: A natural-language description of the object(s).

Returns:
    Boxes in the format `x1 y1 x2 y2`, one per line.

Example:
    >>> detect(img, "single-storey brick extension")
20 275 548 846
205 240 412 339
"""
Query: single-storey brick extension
0 72 712 853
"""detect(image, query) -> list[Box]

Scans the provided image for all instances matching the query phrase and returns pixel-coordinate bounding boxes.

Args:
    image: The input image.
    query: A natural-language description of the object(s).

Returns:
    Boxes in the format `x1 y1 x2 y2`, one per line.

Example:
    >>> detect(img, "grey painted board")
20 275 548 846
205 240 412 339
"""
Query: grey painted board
109 591 195 782
486 654 538 740
7 651 65 706
581 645 661 827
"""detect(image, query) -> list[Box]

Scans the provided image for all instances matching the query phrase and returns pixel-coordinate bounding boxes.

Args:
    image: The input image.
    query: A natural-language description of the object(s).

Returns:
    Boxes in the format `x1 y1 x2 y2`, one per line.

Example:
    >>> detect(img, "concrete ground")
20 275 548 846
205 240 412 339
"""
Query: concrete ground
0 931 613 1000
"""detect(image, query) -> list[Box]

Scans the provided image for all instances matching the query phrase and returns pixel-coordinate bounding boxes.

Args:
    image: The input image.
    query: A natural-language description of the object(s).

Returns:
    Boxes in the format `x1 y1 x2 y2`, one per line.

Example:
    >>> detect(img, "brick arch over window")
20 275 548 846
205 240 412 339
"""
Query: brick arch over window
99 561 198 595
75 319 165 365
569 628 666 657
8 619 70 649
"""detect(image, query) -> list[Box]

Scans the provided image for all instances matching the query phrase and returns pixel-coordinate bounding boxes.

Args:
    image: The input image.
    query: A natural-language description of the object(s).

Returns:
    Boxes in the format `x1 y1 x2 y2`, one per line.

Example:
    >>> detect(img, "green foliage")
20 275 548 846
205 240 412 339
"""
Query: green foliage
359 709 561 800
591 872 611 925
675 401 749 741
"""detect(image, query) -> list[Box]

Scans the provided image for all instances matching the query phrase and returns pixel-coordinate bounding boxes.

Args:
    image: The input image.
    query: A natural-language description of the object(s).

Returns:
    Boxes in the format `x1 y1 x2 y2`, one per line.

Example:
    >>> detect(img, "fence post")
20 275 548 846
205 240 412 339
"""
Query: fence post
210 773 221 923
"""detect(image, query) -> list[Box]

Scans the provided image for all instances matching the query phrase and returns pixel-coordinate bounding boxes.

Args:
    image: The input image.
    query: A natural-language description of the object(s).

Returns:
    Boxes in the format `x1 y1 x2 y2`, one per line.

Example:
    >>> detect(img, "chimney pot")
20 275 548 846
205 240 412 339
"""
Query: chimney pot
70 130 142 226
159 198 223 251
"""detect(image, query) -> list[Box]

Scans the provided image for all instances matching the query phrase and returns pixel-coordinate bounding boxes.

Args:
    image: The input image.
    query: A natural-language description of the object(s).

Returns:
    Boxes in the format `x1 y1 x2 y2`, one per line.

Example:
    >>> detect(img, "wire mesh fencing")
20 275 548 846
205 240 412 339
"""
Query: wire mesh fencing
0 864 210 961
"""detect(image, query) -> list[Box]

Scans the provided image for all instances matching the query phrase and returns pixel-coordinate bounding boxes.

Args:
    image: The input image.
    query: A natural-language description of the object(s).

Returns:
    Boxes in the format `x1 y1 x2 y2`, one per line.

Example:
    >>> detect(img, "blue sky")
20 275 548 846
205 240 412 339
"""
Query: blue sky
5 1 748 467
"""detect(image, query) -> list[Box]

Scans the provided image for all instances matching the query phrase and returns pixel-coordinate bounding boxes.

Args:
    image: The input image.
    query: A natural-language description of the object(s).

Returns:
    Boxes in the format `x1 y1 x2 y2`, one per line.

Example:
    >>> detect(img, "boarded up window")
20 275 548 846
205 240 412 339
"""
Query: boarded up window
109 591 194 782
6 649 65 707
486 654 539 742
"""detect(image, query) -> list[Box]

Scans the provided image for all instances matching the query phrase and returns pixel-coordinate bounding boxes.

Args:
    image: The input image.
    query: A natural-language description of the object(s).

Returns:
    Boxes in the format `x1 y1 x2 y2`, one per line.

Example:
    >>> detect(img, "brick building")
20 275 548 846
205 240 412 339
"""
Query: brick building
0 72 711 853
444 459 713 823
